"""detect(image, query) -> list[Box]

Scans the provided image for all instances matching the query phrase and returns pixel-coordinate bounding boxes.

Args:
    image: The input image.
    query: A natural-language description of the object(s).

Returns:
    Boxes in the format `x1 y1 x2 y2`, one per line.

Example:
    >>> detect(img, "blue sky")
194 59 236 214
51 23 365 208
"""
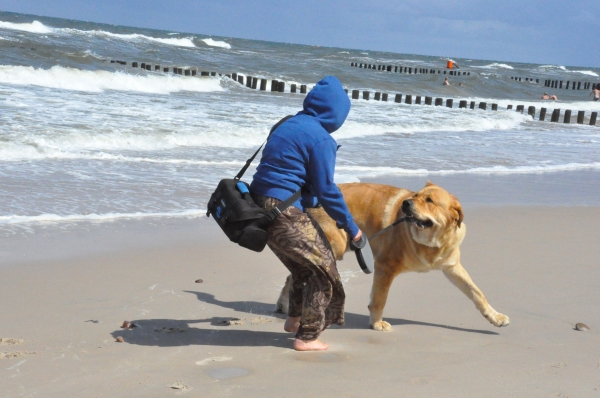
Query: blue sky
1 0 599 67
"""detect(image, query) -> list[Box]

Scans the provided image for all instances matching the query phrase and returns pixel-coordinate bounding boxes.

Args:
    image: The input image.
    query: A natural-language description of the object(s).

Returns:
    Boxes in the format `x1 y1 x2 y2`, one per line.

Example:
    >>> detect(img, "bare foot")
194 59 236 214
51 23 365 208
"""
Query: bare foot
293 338 329 351
284 316 300 333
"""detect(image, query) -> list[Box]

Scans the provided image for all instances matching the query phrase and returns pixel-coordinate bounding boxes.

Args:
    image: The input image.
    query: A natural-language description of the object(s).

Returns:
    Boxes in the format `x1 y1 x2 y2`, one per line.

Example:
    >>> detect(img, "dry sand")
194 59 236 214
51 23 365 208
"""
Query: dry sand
1 206 599 397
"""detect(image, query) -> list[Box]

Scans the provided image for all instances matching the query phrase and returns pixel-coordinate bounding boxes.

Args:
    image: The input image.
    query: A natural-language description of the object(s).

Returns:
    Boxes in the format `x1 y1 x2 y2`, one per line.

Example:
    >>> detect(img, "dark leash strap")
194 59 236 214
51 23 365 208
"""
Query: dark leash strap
350 216 410 251
233 115 301 221
368 216 410 241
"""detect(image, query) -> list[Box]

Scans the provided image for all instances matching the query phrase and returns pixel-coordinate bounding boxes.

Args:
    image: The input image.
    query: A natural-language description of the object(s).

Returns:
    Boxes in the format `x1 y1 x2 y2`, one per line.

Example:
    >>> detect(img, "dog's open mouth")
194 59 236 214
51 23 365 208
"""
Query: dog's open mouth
406 216 433 229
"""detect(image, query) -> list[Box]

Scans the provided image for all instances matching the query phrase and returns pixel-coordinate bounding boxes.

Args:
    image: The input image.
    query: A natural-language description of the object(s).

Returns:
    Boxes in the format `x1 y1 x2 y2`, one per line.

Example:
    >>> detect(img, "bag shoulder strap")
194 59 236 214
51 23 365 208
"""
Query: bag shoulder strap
234 115 294 180
265 189 302 221
233 114 301 220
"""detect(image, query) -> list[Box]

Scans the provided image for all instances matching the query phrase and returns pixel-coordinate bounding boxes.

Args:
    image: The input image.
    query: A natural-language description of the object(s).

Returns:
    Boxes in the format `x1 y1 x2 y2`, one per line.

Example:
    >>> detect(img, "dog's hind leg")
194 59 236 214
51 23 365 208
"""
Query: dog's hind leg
368 266 397 331
275 274 292 314
443 263 510 327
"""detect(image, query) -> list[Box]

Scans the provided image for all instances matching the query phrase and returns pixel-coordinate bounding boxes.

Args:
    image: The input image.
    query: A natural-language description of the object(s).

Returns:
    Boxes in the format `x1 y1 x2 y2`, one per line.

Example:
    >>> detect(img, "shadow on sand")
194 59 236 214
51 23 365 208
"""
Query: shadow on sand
111 291 498 349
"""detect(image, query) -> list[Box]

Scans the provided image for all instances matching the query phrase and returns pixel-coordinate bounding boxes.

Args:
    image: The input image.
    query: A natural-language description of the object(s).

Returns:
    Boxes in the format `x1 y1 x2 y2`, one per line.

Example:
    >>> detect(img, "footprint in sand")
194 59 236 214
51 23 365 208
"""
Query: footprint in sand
168 381 192 392
0 338 23 345
206 367 250 380
196 356 232 366
0 351 36 360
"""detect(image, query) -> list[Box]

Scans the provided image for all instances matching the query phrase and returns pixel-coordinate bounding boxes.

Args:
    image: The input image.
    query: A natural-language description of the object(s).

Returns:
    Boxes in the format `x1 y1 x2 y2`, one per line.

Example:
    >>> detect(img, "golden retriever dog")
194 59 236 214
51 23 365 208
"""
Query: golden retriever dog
276 182 510 331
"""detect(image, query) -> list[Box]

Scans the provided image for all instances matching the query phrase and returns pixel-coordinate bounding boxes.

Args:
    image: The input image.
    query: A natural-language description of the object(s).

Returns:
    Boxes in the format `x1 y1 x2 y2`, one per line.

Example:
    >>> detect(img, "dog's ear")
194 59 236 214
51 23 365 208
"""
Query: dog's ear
451 197 464 228
425 180 435 187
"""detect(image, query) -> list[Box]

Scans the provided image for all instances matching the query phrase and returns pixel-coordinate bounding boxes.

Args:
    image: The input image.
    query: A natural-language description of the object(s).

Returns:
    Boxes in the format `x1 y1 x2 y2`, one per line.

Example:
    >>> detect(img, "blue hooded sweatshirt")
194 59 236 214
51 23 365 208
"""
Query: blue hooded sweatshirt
250 76 359 237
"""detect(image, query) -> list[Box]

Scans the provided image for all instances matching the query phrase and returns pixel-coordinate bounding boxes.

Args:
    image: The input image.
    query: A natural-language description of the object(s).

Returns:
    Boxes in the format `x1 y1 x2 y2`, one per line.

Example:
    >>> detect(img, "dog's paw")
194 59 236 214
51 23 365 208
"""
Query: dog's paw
487 312 510 327
370 321 392 332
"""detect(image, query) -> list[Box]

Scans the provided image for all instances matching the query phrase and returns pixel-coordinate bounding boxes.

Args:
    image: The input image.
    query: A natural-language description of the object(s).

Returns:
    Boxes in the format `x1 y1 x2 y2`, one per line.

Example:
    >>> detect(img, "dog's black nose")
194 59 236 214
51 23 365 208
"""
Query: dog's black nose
402 199 413 214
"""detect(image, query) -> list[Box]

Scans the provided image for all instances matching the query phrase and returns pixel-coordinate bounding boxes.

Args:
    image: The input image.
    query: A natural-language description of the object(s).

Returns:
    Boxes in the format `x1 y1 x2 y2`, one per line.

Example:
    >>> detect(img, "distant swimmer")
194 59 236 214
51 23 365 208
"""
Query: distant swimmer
443 77 450 86
590 85 600 101
541 93 558 100
459 83 465 87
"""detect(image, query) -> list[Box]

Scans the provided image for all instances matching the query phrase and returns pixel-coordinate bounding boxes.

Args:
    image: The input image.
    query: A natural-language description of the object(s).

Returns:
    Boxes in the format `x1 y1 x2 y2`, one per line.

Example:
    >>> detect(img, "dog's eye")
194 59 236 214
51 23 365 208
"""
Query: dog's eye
426 198 434 204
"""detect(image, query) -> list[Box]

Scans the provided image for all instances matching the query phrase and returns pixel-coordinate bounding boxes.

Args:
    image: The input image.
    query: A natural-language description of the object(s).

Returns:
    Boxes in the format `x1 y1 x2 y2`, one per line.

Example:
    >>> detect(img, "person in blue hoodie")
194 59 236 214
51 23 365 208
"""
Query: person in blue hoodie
250 76 362 351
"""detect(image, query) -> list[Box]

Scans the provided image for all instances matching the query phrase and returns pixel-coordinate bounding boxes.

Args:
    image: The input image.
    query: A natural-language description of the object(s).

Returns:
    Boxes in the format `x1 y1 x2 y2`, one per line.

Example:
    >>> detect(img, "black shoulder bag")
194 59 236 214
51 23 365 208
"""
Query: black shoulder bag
206 116 301 252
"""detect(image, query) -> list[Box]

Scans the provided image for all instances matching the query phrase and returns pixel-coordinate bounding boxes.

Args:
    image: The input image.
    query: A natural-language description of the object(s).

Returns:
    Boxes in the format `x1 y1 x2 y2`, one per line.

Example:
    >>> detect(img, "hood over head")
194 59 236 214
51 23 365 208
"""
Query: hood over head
300 76 351 133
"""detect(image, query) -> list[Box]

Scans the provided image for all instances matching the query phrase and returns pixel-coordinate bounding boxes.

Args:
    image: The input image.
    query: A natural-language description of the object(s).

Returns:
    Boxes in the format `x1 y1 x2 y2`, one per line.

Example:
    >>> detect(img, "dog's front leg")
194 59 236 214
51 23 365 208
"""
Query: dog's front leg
368 266 396 331
443 262 510 327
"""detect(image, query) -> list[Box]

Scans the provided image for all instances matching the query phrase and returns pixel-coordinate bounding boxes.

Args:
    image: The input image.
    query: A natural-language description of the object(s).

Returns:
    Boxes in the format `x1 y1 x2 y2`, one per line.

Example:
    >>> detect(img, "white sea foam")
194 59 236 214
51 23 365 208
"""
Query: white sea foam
336 162 600 177
0 209 206 225
58 27 196 47
338 110 526 140
538 65 567 71
0 144 249 165
472 63 514 69
0 65 223 94
536 65 598 77
572 70 599 77
201 38 231 49
0 20 52 34
0 19 196 47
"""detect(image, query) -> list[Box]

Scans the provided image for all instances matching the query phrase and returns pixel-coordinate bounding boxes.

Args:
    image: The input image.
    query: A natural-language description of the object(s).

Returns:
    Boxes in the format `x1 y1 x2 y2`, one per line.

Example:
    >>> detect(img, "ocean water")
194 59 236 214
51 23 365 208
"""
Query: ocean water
1 11 599 228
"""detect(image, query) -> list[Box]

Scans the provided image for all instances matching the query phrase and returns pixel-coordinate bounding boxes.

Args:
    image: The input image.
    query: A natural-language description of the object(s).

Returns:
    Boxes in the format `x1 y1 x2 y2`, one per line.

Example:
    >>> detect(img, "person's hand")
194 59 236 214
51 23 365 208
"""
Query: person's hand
353 229 363 242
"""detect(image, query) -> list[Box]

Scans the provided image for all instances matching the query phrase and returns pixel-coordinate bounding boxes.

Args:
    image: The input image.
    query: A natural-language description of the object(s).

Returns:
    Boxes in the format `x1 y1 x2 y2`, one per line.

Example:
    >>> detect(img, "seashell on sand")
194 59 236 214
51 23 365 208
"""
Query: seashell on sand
116 336 125 343
575 323 590 331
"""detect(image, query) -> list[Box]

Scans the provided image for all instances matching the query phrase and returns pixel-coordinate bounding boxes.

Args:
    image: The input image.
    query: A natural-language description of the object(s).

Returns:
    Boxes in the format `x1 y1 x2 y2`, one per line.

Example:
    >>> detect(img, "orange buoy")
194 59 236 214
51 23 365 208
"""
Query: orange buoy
447 60 453 69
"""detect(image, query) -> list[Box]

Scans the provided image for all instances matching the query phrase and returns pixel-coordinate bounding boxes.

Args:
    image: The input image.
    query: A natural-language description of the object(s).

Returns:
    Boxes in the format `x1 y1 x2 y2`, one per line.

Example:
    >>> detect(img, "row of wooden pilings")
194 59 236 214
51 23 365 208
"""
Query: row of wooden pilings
350 62 471 76
110 59 597 126
350 89 491 108
505 104 598 125
544 80 597 90
110 59 308 93
348 89 598 126
510 77 540 83
230 72 307 93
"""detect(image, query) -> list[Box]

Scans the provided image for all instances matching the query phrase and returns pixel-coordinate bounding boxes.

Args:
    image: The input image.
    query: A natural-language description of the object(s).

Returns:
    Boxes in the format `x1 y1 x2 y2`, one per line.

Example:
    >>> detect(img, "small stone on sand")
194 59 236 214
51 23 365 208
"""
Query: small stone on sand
121 321 132 329
575 323 590 331
195 279 203 283
169 381 191 391
116 336 125 343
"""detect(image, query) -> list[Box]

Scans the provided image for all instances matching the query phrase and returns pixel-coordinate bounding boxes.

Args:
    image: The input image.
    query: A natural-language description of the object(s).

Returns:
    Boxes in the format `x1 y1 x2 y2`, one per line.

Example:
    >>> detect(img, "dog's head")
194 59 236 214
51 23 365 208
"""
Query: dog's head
401 181 465 248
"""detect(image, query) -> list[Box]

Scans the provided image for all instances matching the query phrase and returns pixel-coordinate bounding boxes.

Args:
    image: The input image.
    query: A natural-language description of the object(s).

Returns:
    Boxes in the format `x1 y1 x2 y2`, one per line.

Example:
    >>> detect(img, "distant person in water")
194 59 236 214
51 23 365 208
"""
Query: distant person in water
443 77 450 86
541 93 558 100
590 85 600 101
459 83 465 87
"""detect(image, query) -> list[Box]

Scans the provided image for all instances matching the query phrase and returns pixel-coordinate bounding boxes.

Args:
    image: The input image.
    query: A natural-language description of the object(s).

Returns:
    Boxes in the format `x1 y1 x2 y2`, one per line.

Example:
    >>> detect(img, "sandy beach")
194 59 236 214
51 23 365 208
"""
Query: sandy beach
1 6 600 398
1 198 599 397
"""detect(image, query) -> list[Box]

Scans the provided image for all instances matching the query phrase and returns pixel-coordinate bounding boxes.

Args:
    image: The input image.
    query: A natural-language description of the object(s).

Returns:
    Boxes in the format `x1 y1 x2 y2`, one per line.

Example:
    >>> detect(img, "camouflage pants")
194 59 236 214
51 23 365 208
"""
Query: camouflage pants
253 195 345 341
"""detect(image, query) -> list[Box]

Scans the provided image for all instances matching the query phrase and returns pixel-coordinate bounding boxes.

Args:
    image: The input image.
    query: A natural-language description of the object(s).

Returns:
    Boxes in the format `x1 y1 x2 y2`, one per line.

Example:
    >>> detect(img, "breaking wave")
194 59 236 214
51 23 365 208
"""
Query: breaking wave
0 19 196 47
201 38 231 49
472 63 514 70
336 162 600 177
0 20 52 34
0 209 206 225
0 65 223 94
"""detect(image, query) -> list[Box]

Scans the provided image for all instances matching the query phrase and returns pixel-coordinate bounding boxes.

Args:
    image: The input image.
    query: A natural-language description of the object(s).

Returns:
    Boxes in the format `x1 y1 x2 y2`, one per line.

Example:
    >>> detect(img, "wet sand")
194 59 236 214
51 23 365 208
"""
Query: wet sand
1 202 599 397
